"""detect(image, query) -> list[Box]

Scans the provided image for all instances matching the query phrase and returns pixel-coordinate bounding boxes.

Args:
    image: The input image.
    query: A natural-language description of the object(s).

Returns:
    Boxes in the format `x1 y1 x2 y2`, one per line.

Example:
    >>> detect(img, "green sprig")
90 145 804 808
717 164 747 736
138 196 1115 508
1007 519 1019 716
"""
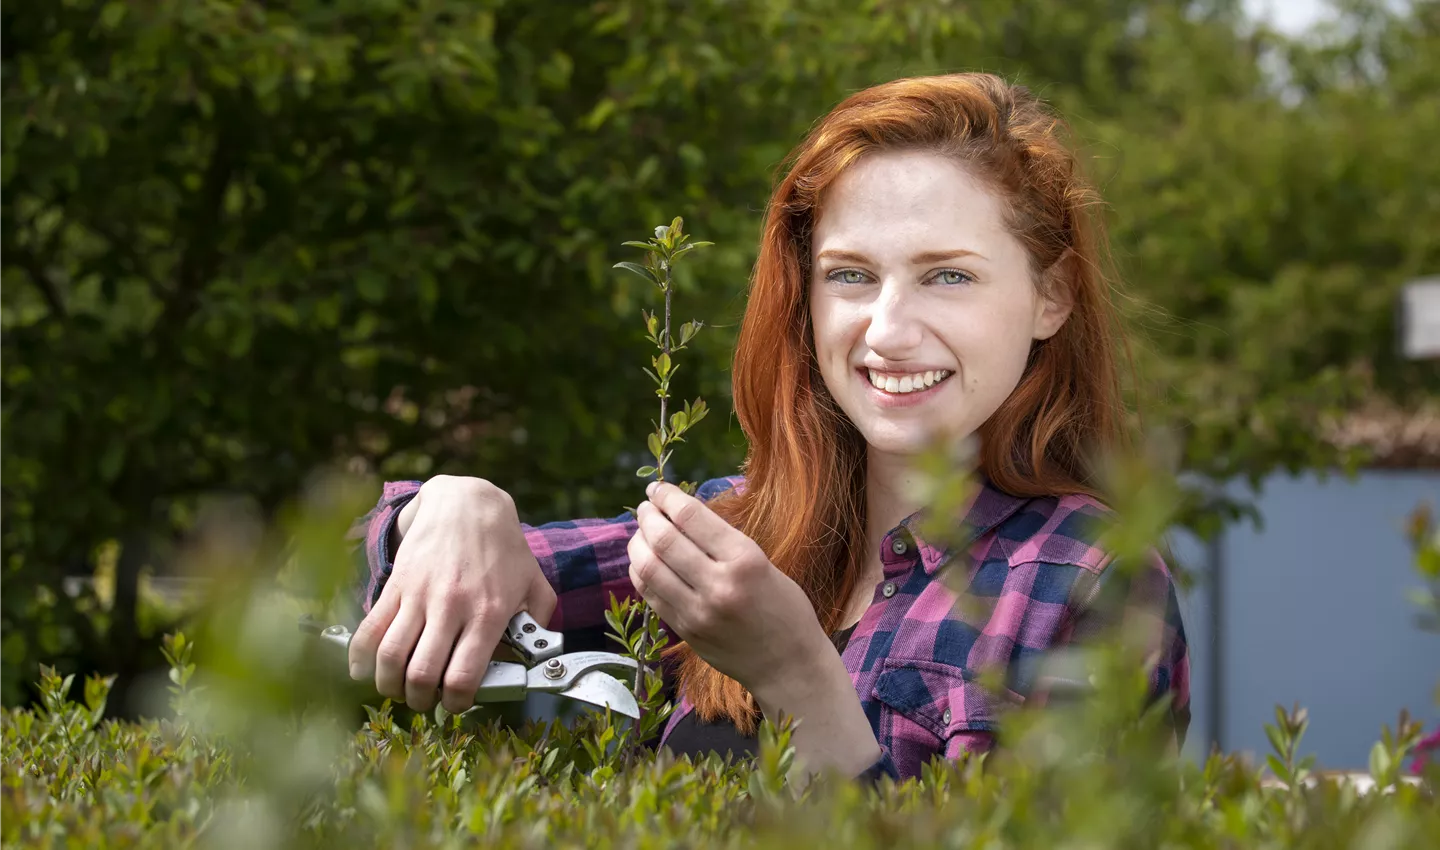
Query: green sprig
613 216 713 751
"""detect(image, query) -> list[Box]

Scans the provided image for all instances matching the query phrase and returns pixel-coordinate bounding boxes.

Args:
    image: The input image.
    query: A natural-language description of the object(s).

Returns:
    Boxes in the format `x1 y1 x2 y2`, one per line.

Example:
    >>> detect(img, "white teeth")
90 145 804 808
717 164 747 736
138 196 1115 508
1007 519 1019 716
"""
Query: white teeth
866 368 951 394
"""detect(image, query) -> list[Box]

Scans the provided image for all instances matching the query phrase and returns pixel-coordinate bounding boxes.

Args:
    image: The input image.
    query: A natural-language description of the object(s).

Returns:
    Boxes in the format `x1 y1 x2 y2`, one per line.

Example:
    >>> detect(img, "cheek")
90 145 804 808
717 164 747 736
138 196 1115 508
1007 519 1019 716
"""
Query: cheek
810 300 858 372
950 307 1034 389
987 325 1039 394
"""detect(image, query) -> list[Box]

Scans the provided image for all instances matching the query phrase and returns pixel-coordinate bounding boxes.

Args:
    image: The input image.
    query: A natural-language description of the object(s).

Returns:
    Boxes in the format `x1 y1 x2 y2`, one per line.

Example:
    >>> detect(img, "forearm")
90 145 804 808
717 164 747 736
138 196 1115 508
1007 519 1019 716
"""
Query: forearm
750 632 883 781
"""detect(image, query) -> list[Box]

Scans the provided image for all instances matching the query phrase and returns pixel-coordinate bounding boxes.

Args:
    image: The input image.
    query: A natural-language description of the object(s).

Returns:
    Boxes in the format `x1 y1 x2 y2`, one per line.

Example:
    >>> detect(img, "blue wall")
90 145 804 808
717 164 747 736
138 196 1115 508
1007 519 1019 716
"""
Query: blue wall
1175 470 1440 769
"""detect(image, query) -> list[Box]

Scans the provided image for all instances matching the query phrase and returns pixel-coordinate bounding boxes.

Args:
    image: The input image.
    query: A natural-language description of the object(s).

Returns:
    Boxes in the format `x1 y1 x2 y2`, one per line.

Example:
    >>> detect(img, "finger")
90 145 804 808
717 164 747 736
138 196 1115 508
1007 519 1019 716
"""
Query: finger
626 532 648 598
635 501 709 589
464 600 515 692
405 604 464 711
374 600 424 701
441 623 489 714
645 480 739 559
627 530 696 627
349 585 400 680
525 568 558 628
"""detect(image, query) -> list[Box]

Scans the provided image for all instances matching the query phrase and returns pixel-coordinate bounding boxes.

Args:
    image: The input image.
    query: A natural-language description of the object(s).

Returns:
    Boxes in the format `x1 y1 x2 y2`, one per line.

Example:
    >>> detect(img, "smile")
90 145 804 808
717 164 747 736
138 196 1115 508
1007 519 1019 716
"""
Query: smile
866 368 952 395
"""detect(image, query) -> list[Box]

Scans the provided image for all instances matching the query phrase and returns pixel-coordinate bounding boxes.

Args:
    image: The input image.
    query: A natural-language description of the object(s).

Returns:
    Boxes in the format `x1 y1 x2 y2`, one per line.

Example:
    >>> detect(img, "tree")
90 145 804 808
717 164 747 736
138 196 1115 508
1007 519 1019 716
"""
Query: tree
4 0 1436 708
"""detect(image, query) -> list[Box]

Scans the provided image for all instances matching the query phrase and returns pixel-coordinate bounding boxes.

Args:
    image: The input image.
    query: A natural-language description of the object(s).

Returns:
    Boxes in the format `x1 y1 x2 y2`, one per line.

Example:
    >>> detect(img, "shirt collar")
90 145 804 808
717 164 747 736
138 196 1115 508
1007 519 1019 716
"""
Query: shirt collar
893 475 1030 576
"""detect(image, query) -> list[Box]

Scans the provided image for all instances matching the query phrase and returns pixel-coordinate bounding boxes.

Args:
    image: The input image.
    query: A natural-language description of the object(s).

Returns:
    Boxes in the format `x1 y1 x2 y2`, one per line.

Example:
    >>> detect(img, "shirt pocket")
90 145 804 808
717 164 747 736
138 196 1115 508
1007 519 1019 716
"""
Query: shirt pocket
872 658 1018 776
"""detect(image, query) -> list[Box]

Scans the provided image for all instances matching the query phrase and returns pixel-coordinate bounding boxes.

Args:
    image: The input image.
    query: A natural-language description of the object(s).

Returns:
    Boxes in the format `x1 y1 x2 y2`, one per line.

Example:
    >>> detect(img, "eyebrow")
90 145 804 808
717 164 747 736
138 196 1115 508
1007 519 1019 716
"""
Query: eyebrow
815 248 989 264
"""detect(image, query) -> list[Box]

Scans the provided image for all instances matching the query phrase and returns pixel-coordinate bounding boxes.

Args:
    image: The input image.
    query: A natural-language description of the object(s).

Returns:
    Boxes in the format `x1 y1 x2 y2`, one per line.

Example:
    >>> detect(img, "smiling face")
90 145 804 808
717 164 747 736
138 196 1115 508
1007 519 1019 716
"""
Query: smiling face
808 149 1072 460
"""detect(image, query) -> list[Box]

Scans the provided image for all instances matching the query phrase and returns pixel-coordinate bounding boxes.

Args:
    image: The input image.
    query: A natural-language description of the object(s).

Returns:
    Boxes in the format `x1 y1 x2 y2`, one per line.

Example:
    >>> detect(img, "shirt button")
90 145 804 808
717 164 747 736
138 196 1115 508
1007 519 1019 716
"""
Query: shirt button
881 581 897 598
942 708 952 724
890 538 908 555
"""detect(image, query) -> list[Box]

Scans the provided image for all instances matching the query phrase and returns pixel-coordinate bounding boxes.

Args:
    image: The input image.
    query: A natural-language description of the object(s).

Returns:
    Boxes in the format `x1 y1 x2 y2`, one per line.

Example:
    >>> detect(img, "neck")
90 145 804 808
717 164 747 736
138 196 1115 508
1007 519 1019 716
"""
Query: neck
863 449 925 557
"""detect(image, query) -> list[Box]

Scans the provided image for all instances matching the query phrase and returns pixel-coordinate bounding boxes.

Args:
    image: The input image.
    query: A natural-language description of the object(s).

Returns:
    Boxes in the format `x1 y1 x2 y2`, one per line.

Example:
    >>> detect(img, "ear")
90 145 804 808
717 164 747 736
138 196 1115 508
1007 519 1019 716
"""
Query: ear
1032 250 1076 341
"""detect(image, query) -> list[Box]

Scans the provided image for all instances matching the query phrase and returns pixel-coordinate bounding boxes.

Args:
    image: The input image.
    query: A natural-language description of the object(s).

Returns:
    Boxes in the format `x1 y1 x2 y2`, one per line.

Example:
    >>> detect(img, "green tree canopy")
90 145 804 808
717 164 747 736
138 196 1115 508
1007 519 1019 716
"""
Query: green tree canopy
4 0 1437 707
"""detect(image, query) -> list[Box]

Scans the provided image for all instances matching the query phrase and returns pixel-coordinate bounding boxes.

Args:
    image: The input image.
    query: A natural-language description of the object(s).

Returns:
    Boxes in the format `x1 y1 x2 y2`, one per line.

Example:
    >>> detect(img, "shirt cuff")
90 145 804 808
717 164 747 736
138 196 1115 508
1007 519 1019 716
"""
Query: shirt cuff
365 490 418 613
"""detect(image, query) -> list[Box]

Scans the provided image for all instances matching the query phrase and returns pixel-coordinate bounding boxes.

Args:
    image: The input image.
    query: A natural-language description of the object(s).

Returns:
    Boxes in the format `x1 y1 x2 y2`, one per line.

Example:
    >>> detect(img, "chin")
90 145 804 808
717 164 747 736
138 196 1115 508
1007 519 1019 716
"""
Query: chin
850 423 934 457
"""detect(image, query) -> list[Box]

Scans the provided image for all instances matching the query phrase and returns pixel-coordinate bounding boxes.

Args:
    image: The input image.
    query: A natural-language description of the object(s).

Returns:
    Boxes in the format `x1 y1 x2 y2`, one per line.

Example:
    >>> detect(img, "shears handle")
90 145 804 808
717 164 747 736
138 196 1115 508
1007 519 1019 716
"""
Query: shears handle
298 609 564 664
501 610 564 664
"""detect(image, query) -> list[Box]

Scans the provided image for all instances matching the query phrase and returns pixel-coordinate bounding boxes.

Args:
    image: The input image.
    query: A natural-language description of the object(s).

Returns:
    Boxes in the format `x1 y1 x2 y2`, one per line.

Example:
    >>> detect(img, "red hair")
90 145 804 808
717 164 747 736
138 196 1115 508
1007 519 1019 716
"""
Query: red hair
665 73 1128 734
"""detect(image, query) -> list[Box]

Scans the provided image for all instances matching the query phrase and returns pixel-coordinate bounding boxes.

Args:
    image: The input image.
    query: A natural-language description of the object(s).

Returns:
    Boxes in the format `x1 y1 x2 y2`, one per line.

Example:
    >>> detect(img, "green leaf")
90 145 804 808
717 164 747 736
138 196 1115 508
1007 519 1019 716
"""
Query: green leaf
615 261 656 283
584 98 616 130
99 441 126 483
635 466 656 477
100 2 127 30
1369 742 1390 783
1264 724 1286 758
647 432 663 460
655 352 671 378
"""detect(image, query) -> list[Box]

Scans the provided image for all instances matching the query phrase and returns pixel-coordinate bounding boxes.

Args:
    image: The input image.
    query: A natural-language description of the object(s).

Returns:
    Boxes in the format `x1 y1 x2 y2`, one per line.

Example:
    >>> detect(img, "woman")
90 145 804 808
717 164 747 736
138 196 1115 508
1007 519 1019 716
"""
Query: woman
347 73 1190 783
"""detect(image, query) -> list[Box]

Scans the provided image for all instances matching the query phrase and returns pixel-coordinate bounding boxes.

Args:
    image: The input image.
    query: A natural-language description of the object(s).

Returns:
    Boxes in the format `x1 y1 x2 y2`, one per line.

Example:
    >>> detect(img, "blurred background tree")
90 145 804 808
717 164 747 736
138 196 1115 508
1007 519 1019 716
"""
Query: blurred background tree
3 0 1437 710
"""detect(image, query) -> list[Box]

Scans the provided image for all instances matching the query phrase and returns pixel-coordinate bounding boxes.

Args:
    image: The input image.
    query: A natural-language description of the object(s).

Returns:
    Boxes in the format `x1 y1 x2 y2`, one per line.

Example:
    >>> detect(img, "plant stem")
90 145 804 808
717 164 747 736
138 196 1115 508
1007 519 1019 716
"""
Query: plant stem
634 263 674 714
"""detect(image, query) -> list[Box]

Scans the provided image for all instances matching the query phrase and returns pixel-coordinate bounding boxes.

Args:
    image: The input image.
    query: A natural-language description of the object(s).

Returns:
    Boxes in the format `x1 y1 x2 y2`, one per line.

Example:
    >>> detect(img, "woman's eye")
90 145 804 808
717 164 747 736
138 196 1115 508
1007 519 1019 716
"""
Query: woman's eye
933 269 974 286
828 269 869 285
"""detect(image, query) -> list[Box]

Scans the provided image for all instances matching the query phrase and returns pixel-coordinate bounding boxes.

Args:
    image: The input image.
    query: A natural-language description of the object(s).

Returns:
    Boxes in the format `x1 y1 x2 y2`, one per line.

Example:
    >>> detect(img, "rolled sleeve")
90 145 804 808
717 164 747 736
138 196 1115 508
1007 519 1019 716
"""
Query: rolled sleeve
350 480 422 614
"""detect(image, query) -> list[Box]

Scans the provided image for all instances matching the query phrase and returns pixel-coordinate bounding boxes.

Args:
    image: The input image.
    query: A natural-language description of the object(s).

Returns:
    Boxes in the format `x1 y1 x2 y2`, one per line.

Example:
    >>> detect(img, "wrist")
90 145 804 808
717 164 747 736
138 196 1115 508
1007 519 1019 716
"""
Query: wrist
395 489 423 542
399 476 514 543
750 621 848 714
750 627 882 779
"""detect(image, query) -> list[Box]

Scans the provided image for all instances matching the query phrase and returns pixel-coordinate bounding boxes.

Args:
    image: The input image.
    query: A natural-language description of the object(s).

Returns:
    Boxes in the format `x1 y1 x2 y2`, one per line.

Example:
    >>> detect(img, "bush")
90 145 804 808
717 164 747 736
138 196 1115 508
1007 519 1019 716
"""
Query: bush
3 647 1437 848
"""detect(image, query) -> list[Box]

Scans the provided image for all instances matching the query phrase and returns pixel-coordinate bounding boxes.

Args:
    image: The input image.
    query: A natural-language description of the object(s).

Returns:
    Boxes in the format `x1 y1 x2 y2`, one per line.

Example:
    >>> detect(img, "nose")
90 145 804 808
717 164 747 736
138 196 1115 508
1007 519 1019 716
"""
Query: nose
864 279 924 358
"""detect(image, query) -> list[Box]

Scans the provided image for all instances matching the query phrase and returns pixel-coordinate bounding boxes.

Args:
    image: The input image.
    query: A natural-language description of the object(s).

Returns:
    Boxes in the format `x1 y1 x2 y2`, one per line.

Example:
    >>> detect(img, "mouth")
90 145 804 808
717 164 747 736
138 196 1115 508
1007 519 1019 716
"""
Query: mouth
856 367 953 407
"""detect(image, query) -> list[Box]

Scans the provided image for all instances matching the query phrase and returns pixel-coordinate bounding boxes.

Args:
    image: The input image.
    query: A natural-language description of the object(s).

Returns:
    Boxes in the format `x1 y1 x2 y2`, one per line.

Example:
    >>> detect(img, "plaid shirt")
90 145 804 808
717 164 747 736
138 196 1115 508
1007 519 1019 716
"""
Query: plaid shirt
357 475 1190 783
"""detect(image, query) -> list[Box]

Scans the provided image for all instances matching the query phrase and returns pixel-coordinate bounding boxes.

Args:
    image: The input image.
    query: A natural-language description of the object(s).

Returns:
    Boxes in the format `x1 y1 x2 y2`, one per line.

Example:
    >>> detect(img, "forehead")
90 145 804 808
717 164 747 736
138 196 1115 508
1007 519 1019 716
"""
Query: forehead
810 149 1015 259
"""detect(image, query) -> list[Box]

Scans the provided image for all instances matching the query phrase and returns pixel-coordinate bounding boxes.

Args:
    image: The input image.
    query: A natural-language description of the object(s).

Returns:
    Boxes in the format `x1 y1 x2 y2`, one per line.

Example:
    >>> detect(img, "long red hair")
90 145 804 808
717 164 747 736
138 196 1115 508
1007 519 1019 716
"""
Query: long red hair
665 73 1128 734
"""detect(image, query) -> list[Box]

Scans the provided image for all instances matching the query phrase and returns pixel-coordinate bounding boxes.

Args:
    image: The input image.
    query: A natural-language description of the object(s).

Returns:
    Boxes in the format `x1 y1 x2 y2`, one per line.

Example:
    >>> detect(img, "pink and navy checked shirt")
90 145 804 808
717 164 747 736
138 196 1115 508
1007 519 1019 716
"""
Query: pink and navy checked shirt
356 475 1190 783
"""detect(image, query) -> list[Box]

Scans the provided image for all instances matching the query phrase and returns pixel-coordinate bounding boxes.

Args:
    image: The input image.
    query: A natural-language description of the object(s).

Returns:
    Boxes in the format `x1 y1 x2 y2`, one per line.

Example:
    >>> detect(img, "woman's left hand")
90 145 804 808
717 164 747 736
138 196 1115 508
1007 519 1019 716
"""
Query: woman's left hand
627 480 824 693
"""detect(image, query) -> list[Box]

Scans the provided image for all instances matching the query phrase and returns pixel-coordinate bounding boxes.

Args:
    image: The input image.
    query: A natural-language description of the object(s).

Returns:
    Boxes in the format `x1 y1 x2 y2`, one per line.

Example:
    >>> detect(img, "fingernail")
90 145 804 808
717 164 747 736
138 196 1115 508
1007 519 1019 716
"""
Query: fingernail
646 481 659 497
349 662 362 680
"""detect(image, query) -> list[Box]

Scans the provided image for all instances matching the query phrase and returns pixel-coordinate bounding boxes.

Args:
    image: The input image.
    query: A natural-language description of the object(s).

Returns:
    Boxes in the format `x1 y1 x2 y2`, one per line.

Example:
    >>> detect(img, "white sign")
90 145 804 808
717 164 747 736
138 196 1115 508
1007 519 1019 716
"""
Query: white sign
1399 277 1440 359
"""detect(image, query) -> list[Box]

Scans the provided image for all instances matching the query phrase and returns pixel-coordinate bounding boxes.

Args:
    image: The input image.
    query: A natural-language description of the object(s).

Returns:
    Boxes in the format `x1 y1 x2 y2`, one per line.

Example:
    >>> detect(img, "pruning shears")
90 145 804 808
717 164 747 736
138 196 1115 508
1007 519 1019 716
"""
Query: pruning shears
299 610 641 719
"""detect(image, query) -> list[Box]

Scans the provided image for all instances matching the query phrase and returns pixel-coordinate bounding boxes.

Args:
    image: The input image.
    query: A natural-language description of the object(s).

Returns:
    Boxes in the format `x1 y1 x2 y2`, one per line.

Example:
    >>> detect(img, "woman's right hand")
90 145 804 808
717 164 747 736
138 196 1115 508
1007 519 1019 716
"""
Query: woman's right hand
346 475 558 714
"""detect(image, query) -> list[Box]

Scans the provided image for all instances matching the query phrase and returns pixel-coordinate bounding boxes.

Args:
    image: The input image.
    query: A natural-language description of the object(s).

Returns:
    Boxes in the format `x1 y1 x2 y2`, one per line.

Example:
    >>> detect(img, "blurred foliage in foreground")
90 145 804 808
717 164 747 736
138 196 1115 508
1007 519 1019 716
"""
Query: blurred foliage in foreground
3 0 1439 707
3 456 1439 847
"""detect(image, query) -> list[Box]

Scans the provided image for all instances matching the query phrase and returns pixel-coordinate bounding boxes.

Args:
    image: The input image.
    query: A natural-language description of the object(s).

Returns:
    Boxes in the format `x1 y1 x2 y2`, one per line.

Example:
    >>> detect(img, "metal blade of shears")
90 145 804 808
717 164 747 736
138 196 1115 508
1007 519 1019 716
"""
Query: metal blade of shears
550 671 641 719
